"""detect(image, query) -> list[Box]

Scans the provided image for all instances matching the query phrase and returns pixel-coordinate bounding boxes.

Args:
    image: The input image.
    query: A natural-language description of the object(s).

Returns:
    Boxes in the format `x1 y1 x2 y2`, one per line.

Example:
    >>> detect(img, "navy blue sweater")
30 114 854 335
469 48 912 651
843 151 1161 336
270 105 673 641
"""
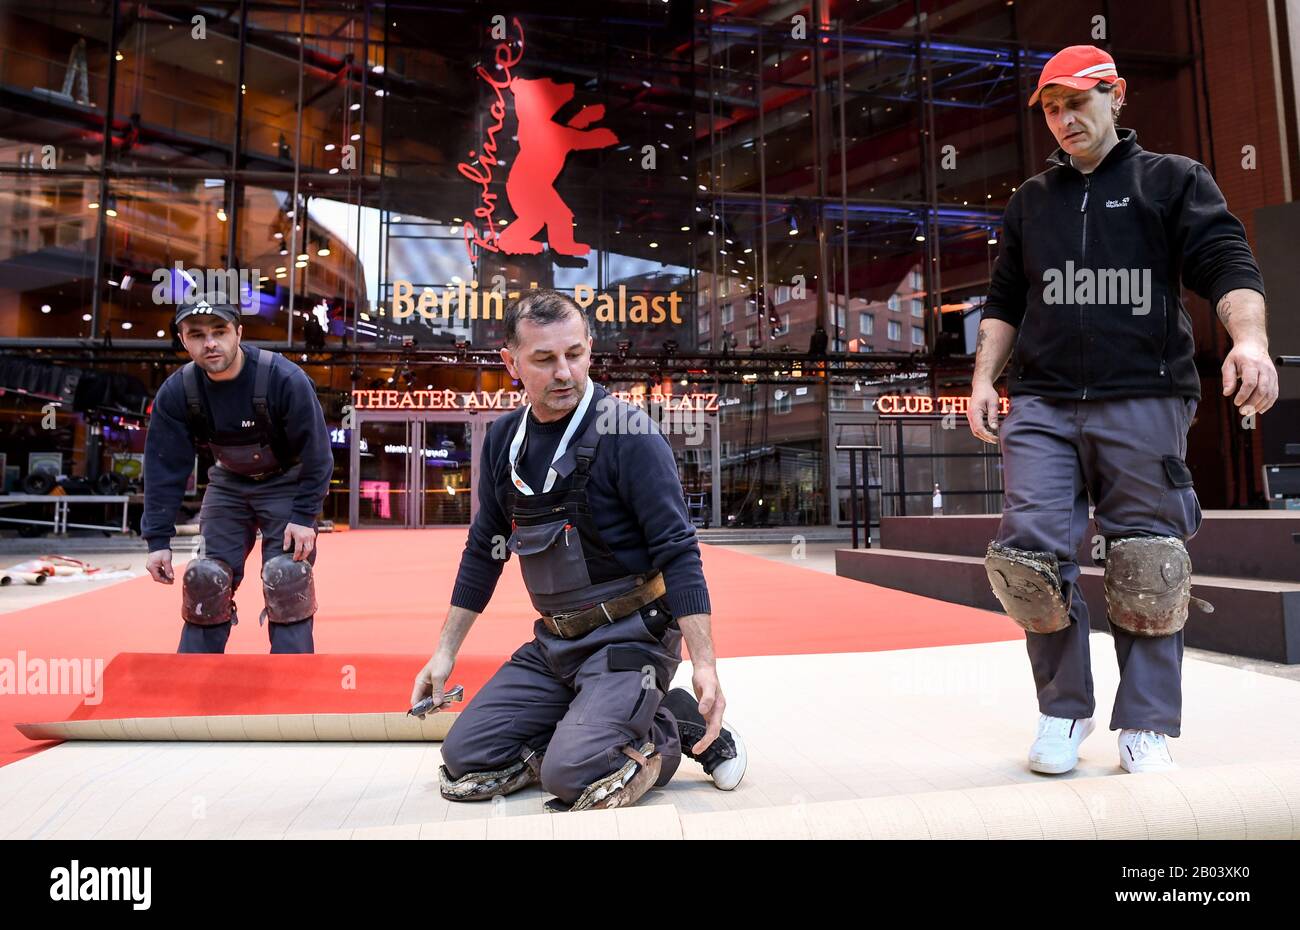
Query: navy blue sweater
451 385 711 619
142 345 333 551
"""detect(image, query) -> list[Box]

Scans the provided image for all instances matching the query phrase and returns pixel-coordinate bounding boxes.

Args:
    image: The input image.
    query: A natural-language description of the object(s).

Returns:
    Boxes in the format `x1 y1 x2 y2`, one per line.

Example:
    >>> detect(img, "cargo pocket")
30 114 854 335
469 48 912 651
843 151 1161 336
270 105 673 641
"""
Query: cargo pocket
575 645 666 739
1155 454 1201 538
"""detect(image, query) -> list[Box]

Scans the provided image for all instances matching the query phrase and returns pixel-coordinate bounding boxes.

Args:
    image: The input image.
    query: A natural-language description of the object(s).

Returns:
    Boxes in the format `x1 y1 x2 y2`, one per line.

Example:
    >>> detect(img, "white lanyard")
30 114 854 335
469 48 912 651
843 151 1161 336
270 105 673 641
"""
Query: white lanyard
508 379 594 496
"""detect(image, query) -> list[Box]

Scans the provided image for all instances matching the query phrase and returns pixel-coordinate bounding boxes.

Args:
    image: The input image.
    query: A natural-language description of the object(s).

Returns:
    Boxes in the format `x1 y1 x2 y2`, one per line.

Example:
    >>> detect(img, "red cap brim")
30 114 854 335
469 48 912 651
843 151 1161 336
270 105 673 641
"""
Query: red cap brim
1028 75 1105 107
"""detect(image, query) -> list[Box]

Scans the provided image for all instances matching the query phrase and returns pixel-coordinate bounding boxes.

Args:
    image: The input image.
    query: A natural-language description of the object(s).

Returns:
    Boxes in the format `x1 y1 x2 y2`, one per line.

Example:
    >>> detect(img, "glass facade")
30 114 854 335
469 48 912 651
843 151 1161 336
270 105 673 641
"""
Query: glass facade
0 1 1249 533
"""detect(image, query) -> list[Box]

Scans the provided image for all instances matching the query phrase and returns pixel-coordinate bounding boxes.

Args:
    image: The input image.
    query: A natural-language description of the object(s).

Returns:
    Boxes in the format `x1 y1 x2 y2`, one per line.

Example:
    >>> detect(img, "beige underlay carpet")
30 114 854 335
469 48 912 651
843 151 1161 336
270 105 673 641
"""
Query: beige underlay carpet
4 633 1300 839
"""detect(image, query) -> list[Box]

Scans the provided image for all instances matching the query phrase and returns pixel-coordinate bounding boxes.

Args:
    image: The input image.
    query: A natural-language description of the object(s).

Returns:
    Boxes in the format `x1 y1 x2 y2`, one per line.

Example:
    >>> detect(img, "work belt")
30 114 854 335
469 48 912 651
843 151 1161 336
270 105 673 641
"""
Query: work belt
540 572 667 639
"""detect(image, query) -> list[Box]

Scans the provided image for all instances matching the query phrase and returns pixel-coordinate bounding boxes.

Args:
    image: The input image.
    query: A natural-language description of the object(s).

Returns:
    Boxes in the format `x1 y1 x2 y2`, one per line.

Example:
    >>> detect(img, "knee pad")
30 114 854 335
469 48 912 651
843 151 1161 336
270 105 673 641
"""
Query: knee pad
181 559 234 626
984 542 1071 634
568 741 661 812
1104 535 1197 637
439 748 541 802
260 554 316 624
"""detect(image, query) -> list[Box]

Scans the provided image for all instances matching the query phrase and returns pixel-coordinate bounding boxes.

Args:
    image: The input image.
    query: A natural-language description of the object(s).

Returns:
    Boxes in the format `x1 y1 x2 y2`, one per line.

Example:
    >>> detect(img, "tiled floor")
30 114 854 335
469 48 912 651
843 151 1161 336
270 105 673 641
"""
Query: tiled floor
4 634 1300 839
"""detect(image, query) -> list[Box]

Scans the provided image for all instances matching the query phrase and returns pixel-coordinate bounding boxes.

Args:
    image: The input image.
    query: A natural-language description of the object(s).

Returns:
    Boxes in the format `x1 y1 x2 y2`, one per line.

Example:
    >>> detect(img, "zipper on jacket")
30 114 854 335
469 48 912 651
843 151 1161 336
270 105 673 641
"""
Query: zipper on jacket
1158 294 1169 379
1079 176 1090 400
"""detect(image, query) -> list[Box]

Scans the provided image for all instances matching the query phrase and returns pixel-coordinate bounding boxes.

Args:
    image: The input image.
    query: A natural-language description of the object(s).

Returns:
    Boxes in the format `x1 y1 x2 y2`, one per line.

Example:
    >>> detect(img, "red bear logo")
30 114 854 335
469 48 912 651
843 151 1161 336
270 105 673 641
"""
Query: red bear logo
496 77 618 257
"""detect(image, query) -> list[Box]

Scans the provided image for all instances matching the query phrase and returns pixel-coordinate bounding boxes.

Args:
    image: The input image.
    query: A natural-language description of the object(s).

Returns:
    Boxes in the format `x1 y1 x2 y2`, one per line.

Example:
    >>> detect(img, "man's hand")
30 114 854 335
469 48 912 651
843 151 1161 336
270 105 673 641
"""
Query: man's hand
145 549 174 584
1222 340 1279 415
688 664 726 755
282 522 316 562
967 380 1003 444
410 650 456 709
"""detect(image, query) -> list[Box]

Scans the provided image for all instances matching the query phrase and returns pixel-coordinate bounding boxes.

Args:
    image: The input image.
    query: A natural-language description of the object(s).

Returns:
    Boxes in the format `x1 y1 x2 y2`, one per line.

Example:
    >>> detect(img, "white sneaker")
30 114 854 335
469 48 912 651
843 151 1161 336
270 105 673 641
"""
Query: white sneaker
1028 714 1096 774
1119 729 1177 773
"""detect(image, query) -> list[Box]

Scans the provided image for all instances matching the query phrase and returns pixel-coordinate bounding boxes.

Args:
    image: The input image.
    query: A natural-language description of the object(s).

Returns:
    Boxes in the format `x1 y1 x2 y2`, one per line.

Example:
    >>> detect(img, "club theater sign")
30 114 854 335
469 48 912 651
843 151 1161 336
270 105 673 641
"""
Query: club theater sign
874 395 1011 416
352 389 721 412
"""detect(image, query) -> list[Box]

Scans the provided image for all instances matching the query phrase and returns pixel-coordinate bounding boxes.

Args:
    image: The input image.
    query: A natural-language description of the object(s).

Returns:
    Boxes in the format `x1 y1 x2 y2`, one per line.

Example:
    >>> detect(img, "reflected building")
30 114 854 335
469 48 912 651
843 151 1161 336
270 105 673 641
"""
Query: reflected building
0 0 1295 531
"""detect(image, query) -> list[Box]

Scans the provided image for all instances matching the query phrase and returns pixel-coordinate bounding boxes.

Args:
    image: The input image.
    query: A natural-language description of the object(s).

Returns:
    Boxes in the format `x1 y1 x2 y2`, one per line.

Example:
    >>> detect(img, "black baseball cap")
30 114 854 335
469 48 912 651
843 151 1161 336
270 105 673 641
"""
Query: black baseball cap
174 293 241 327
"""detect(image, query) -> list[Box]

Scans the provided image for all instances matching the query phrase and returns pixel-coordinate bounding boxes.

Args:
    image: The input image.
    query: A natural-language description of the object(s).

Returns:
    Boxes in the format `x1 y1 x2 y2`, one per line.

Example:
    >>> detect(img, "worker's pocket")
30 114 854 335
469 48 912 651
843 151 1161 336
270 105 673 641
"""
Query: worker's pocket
508 519 592 595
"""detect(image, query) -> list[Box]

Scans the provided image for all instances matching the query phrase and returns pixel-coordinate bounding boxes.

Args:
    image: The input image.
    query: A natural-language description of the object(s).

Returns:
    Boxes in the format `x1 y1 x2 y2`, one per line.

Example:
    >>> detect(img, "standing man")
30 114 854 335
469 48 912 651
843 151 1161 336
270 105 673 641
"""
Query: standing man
968 46 1277 775
411 290 746 812
143 291 333 654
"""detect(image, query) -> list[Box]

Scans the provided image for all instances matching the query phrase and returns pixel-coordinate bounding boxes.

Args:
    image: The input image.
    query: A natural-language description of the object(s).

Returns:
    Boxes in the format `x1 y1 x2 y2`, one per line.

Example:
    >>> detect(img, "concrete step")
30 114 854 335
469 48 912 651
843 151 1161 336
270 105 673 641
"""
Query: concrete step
697 526 854 545
836 546 1300 665
878 511 1300 583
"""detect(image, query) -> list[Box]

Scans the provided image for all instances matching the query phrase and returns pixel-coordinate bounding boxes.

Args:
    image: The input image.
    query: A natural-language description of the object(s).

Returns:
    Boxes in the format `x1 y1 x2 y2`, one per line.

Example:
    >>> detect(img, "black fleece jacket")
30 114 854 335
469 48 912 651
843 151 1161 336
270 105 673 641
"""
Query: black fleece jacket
981 130 1266 400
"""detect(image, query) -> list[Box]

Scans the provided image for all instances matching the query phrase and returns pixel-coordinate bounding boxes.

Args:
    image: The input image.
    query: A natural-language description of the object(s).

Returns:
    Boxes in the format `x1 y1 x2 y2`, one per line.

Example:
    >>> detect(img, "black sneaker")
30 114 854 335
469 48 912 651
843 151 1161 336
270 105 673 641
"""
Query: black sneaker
662 688 747 790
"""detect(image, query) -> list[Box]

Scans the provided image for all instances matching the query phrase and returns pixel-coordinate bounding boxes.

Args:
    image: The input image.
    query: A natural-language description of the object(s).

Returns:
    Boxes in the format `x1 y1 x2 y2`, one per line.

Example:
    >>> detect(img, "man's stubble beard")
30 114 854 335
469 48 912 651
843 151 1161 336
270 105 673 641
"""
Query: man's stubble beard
537 373 586 418
197 346 237 374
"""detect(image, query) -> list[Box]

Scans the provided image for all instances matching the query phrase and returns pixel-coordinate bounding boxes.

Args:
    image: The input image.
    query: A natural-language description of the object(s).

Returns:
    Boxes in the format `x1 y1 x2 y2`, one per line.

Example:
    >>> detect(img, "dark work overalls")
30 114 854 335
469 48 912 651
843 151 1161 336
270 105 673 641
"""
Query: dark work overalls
439 405 684 806
180 346 316 655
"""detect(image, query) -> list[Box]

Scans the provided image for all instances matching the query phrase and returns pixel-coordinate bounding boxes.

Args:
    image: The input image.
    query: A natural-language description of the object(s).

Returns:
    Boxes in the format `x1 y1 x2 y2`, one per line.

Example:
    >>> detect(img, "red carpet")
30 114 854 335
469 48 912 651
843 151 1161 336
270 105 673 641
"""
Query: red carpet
0 530 1019 766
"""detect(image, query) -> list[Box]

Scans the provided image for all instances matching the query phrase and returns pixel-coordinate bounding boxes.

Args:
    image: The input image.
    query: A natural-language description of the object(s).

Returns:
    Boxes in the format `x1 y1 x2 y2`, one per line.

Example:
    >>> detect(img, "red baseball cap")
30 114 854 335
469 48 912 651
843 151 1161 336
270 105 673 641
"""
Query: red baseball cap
1028 45 1120 107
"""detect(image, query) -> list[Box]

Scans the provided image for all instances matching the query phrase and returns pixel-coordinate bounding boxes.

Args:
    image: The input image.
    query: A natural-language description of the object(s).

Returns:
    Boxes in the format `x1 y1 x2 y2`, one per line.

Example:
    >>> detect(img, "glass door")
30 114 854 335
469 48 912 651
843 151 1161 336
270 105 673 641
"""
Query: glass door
355 419 415 527
417 420 473 525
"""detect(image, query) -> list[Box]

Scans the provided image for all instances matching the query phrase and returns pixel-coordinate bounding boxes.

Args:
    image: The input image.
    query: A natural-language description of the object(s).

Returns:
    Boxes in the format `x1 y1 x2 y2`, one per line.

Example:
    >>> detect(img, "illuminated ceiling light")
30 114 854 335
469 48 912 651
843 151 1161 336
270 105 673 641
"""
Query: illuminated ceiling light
155 329 165 337
350 102 361 111
743 247 753 253
350 133 360 141
328 167 339 174
82 313 92 321
274 231 283 239
324 143 336 152
216 207 227 222
392 215 402 222
915 234 926 242
787 227 797 236
259 276 269 282
698 184 707 191
275 267 287 274
373 64 385 74
215 58 224 65
121 321 133 330
87 201 99 210
374 89 385 97
115 51 123 61
295 260 308 268
297 254 309 261
680 225 690 232
649 242 658 248
40 304 51 314
318 246 331 256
